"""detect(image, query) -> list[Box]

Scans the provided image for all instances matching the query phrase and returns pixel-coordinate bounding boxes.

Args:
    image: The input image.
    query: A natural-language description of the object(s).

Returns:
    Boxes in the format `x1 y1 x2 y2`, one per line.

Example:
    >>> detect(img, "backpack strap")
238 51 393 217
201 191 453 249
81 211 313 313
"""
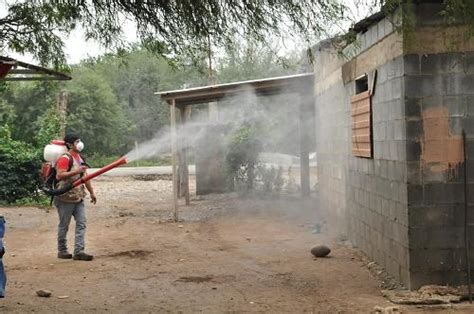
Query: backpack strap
65 153 74 172
51 153 76 206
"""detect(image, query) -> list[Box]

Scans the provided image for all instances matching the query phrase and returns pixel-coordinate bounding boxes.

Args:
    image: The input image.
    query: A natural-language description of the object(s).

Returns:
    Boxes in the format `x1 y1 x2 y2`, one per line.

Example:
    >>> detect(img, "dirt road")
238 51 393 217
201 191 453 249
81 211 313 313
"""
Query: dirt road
0 176 472 312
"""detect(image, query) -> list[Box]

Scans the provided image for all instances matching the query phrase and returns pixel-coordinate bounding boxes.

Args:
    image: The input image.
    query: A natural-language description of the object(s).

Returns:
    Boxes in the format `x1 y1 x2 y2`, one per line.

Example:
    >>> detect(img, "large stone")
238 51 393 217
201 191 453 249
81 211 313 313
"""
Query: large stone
310 245 331 257
36 290 52 298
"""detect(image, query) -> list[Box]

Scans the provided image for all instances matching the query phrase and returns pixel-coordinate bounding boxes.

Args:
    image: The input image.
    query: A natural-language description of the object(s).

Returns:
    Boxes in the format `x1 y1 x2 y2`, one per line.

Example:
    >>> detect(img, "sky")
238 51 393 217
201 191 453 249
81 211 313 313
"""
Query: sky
0 1 378 65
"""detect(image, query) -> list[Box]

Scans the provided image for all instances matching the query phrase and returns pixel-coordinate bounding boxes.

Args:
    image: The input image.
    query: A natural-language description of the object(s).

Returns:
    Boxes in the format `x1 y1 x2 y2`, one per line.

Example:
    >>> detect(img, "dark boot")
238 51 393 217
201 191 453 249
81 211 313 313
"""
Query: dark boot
73 252 93 261
57 251 72 259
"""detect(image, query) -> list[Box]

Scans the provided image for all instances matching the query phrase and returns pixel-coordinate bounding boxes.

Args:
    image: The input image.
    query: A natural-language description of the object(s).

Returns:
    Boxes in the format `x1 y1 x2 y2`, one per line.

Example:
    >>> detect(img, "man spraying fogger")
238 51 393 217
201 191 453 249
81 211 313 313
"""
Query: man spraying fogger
54 134 96 261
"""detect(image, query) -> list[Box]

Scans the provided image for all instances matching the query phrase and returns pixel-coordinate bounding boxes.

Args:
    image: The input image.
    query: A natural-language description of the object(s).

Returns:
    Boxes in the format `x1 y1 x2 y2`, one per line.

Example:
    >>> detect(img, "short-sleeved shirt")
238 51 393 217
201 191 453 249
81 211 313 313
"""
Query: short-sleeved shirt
56 151 83 170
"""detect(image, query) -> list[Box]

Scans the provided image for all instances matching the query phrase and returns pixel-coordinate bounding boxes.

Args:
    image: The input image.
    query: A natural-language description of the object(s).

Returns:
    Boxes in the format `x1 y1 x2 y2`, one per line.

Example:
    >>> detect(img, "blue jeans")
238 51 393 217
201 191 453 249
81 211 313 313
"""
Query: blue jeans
54 199 87 255
0 216 6 297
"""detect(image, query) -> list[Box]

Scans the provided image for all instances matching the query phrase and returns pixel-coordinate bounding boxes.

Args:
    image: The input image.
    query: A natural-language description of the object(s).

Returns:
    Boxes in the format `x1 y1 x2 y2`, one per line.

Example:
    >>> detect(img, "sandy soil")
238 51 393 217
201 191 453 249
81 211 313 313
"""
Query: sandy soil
0 176 473 313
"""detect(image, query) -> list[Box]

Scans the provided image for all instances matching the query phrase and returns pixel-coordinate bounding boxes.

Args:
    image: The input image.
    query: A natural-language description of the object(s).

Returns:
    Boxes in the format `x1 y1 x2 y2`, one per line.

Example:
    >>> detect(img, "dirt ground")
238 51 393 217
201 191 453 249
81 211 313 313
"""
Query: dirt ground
0 175 473 313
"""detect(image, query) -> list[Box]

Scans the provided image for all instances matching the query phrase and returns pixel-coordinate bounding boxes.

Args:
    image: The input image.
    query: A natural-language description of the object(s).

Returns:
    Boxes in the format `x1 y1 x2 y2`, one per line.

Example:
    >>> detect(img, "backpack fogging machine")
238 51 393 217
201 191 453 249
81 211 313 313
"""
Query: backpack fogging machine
42 140 128 196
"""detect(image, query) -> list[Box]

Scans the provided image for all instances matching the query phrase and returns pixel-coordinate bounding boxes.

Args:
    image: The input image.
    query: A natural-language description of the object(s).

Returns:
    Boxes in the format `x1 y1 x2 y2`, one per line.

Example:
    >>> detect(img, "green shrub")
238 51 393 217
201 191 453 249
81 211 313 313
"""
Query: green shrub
0 125 42 204
225 125 262 193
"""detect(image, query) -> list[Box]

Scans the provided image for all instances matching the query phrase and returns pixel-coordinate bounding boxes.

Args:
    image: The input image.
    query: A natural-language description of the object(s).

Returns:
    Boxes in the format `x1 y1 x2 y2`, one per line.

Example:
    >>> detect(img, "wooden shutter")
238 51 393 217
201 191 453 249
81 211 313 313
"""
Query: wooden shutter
351 90 372 158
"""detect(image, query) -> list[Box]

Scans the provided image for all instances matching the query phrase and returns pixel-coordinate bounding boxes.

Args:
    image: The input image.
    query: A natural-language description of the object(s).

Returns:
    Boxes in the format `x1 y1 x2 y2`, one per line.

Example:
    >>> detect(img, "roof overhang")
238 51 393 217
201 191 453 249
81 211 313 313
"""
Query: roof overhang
0 56 71 81
155 73 314 106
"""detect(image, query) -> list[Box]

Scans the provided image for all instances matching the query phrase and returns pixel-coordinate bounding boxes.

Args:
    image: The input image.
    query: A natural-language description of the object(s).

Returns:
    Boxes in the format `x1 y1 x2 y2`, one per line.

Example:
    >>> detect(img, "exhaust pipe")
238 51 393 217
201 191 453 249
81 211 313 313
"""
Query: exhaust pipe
45 157 128 196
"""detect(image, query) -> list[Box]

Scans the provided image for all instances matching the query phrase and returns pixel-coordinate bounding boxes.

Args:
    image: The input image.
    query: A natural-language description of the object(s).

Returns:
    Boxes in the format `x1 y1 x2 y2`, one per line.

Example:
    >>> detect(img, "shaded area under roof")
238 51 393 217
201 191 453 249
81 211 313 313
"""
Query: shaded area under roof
0 56 71 81
155 73 314 106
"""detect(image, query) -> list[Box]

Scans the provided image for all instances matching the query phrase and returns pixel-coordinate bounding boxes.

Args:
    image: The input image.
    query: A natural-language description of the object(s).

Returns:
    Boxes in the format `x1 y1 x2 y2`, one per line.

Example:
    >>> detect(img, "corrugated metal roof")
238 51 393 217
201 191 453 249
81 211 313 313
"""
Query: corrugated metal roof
155 72 314 106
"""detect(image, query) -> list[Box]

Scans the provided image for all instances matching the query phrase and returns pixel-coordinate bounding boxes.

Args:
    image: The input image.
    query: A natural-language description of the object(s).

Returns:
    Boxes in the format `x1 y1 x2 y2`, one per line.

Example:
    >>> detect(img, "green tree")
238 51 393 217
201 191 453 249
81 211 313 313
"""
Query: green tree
0 1 346 67
66 66 131 156
1 81 58 144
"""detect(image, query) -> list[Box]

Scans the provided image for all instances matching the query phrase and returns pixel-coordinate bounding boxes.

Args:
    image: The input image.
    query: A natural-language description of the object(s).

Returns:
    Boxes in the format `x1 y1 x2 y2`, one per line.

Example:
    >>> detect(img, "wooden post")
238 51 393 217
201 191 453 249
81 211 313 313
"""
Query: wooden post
57 90 68 138
180 106 191 205
299 92 311 198
170 99 179 221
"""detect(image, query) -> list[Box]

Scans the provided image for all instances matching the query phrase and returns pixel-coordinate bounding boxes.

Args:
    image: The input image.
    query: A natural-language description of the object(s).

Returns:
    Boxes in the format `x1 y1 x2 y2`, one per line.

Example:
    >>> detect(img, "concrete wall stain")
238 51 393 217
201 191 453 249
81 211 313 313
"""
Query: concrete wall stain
421 107 463 174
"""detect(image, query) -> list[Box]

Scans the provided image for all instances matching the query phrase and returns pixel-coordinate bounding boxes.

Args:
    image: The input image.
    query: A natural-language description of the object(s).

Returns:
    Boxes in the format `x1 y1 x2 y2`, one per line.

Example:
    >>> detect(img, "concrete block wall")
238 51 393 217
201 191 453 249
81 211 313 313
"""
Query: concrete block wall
404 51 474 288
346 55 410 286
313 40 350 233
315 2 474 289
315 16 411 287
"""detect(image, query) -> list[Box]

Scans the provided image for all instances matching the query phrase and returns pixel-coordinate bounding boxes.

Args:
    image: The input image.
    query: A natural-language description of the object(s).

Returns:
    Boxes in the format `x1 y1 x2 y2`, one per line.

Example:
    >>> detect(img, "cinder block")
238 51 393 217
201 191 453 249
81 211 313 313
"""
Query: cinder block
396 202 409 227
391 181 401 202
420 53 464 75
384 17 394 35
451 74 474 95
377 19 385 41
409 248 454 272
407 161 421 184
405 75 443 98
423 183 464 205
407 184 423 206
404 97 422 119
399 183 408 205
466 95 474 116
464 52 474 74
393 57 404 78
409 205 454 227
397 141 407 161
421 95 444 111
420 54 440 75
404 54 421 76
451 204 474 226
389 141 398 160
367 25 377 48
439 53 465 74
445 95 467 118
409 226 464 249
406 140 421 161
462 116 474 134
406 120 422 141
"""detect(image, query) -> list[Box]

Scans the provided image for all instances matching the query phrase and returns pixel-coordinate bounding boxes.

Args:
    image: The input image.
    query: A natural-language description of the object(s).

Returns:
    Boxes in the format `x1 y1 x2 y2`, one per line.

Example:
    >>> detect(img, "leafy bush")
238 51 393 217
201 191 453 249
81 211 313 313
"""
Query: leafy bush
256 165 284 195
225 125 262 193
0 125 42 204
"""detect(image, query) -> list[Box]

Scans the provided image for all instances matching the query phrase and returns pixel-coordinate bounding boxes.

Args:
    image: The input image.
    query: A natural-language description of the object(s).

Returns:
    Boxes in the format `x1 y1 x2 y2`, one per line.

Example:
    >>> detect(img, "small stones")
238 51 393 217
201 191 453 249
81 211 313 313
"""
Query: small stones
36 290 52 298
310 245 331 258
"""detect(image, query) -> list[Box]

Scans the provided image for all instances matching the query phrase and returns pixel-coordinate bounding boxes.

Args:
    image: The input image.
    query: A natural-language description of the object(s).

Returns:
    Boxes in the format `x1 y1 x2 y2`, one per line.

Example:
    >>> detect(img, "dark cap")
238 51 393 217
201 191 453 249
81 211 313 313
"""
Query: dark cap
64 133 80 145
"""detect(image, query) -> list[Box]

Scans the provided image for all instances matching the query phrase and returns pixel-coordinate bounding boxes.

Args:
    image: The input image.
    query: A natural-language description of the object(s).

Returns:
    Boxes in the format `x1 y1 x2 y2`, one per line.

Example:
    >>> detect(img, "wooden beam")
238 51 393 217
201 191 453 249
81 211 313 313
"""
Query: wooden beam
180 105 191 205
299 92 312 198
170 99 179 221
0 76 70 81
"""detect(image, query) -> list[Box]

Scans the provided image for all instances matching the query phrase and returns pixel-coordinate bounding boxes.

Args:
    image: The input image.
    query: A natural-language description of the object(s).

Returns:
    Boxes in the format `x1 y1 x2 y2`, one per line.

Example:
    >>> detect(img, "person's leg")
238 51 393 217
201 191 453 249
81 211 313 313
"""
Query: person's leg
55 199 74 258
72 201 92 260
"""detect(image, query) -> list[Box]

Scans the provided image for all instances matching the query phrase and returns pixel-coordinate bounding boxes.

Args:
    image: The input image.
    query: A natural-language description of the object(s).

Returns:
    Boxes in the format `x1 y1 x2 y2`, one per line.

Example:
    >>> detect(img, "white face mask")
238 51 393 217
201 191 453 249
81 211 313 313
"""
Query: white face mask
75 140 84 152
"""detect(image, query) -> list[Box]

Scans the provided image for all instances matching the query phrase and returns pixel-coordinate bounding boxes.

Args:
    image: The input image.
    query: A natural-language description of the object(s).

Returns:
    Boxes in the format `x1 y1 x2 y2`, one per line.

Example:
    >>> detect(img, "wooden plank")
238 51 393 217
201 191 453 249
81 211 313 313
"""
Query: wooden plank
170 99 179 221
181 105 191 205
351 90 372 158
350 90 371 103
352 134 371 143
352 119 371 129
